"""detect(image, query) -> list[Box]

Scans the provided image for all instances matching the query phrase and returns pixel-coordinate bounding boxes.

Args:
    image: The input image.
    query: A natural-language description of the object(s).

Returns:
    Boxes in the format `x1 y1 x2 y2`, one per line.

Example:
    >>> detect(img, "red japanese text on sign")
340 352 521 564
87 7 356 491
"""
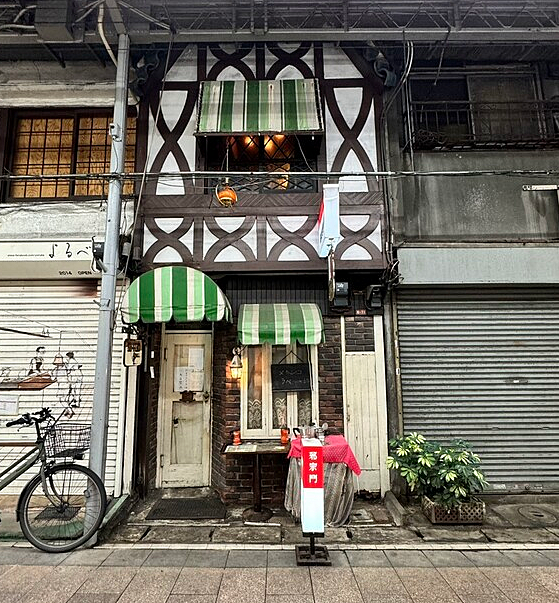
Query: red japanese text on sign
302 446 324 489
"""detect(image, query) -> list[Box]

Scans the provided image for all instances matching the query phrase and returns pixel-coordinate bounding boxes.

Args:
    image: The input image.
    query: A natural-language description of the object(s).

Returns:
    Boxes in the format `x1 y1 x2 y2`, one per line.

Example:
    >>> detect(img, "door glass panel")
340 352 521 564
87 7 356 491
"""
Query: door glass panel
247 346 263 429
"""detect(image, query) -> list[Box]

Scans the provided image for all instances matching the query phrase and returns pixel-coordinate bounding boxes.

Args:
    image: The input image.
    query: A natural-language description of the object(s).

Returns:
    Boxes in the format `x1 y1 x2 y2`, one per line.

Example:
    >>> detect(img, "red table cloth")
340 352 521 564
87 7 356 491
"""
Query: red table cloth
288 434 361 475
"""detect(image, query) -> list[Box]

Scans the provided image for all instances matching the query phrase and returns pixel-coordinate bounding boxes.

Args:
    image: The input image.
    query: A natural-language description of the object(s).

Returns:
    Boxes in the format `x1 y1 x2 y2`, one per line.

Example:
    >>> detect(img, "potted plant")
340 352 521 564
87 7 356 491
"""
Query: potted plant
386 432 489 524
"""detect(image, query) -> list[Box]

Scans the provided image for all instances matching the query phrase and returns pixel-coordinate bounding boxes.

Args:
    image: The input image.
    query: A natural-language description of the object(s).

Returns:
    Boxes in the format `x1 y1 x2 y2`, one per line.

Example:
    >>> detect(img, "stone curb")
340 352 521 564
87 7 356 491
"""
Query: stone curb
3 541 559 550
384 490 409 526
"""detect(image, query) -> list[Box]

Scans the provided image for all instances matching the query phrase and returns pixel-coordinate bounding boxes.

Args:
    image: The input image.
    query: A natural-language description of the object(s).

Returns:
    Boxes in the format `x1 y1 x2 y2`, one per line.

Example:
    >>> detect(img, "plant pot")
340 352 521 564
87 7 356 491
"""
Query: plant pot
421 495 486 524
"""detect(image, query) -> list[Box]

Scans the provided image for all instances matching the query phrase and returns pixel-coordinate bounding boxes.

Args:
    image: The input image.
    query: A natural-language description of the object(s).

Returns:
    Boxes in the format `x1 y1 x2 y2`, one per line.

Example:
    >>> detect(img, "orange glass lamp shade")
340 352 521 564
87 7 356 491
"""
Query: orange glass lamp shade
230 347 243 379
216 181 238 207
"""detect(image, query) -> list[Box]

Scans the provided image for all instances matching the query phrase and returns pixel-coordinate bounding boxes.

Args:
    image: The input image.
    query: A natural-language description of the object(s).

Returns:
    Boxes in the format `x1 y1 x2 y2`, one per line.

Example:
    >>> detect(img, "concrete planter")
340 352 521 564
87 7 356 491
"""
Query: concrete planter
421 495 486 524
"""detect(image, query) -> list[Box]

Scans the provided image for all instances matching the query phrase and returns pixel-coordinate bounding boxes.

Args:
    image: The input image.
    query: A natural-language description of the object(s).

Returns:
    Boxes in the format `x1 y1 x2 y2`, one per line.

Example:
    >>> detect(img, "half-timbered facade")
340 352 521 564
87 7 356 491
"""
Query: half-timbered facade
132 42 390 502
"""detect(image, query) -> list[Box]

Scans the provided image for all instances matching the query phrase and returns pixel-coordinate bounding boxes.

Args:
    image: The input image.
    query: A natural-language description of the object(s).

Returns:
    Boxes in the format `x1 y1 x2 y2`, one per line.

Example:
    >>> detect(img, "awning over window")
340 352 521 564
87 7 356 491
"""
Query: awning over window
238 303 323 345
122 266 232 324
196 79 323 135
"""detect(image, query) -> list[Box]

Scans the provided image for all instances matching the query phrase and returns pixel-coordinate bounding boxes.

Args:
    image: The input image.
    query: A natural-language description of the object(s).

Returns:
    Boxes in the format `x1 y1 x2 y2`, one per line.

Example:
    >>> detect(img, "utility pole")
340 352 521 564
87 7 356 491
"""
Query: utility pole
89 34 130 494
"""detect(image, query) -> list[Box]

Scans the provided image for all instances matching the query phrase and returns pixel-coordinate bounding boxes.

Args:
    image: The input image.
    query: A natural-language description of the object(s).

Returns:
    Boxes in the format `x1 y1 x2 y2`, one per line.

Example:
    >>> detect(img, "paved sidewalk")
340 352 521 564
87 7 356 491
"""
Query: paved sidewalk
2 545 559 602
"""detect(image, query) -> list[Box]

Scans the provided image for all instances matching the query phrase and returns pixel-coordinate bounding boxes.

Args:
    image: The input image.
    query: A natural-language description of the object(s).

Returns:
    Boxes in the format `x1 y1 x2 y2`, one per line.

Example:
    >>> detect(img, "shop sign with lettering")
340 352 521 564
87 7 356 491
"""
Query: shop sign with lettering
301 438 324 534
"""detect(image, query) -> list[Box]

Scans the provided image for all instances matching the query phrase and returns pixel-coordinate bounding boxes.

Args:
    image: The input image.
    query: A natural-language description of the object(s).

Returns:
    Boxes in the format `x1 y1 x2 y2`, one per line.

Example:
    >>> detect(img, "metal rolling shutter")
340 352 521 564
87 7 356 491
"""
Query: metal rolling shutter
0 281 125 495
396 287 559 491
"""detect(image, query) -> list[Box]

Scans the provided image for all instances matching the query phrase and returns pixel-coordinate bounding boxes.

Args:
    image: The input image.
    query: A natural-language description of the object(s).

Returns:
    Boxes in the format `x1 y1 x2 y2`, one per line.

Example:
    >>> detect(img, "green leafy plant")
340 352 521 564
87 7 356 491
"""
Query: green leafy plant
386 432 489 509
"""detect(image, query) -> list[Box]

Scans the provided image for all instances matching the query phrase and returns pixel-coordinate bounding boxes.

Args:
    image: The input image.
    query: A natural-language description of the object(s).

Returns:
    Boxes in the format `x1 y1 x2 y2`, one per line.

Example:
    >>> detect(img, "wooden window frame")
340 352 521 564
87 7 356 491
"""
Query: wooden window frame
240 343 319 439
5 108 137 201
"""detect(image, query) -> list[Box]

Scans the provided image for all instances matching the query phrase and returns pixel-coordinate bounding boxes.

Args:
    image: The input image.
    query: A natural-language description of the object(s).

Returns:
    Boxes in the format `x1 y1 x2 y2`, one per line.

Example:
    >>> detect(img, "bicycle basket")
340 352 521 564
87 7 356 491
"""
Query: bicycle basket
44 423 91 459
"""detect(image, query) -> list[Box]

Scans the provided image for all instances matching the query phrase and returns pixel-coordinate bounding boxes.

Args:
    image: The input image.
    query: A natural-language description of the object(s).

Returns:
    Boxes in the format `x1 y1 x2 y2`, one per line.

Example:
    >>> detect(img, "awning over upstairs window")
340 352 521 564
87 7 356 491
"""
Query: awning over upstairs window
196 79 323 135
122 266 232 324
238 303 323 345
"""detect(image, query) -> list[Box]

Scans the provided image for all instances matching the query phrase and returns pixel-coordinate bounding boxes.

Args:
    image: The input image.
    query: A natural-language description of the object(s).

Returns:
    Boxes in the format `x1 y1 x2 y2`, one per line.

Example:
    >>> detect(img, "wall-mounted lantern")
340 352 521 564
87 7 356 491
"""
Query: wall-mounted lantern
230 347 243 380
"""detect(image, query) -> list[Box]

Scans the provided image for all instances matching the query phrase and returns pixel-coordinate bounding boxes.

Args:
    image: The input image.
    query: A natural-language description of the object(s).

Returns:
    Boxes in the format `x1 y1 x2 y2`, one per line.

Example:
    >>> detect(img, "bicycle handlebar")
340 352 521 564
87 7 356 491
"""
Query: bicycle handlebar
5 408 53 428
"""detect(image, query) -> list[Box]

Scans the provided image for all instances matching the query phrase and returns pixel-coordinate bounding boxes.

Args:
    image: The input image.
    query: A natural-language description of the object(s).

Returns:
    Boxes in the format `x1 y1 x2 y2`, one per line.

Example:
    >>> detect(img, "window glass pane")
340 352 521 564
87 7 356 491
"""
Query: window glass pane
272 391 288 429
247 346 263 430
293 344 312 425
297 391 313 426
271 345 289 429
11 116 73 198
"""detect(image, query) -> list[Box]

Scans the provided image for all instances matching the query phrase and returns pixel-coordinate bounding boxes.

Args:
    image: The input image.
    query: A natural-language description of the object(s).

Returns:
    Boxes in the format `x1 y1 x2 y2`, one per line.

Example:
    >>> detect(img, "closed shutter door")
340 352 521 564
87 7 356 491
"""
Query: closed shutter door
396 287 559 491
0 281 125 494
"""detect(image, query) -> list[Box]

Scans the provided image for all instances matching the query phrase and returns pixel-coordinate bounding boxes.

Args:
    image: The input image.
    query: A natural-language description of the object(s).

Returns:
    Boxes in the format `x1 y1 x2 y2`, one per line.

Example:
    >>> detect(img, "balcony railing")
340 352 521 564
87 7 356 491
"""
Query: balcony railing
410 100 559 150
206 159 317 193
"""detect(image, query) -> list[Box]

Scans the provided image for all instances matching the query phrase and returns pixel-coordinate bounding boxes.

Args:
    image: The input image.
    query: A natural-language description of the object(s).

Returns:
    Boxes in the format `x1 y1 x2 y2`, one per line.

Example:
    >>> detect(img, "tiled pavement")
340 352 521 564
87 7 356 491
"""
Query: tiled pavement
2 546 559 602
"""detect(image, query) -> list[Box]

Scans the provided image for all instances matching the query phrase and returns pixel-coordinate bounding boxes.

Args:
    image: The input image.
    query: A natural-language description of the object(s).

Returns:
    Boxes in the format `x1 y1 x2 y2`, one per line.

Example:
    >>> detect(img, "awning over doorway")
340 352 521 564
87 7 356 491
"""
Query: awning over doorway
121 266 232 324
238 303 323 345
196 79 323 135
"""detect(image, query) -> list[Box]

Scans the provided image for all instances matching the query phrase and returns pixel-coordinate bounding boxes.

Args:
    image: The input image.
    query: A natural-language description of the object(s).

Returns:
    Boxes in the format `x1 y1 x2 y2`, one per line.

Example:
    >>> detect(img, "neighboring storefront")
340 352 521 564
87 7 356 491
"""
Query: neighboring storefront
0 241 129 496
395 248 559 492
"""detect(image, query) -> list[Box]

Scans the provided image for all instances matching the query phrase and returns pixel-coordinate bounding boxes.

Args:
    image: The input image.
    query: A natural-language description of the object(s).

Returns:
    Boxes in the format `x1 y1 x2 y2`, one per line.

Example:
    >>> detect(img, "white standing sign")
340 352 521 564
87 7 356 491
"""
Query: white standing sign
301 437 324 534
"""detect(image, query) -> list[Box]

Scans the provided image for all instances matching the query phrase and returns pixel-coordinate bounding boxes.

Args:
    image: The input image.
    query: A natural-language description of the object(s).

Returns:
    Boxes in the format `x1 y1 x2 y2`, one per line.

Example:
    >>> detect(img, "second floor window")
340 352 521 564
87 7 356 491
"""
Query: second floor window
9 112 136 199
201 134 320 193
409 75 559 150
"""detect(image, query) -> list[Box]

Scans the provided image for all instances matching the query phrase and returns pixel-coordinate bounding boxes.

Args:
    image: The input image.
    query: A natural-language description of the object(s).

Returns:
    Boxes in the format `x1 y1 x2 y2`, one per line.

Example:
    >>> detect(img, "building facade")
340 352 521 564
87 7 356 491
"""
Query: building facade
0 1 558 505
383 31 559 491
131 42 390 503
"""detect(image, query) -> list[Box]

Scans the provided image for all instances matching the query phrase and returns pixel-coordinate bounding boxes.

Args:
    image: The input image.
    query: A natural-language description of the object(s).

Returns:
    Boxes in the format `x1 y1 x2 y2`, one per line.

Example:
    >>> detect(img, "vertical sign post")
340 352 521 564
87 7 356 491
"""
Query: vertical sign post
296 437 331 565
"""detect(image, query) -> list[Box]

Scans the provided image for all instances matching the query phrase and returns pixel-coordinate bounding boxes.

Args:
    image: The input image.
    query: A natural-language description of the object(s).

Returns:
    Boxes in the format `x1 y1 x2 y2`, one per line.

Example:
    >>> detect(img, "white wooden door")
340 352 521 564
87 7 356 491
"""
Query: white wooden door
160 333 212 487
343 316 389 494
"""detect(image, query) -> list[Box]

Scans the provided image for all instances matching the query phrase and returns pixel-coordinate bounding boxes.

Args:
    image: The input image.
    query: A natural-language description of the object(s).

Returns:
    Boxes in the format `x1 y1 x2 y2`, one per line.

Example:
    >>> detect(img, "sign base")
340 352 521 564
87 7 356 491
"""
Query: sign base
295 544 331 566
295 533 331 566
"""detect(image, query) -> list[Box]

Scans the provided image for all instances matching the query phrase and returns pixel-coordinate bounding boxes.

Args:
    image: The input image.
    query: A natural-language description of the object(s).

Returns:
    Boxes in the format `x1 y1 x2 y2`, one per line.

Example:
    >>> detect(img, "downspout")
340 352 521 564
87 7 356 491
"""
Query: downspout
89 33 130 518
379 41 414 441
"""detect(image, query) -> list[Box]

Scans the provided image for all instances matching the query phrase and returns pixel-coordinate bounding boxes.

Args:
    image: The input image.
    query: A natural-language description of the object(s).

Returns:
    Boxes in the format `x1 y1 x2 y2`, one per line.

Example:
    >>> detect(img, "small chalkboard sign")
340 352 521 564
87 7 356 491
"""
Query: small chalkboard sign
271 363 311 391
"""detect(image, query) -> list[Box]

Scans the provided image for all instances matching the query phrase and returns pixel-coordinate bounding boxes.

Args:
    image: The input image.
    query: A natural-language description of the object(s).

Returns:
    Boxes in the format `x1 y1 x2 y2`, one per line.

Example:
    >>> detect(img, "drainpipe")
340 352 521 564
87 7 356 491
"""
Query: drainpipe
89 33 130 498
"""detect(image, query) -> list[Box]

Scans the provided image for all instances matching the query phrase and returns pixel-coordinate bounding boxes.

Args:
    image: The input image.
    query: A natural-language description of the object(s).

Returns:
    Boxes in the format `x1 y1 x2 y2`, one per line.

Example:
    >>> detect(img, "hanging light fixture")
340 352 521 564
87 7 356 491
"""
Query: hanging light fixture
230 347 243 380
215 141 238 207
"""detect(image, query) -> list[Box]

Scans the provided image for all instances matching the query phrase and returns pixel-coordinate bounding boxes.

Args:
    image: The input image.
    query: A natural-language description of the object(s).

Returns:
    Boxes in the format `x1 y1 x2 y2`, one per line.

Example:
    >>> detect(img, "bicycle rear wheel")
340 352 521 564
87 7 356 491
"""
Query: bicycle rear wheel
19 464 106 553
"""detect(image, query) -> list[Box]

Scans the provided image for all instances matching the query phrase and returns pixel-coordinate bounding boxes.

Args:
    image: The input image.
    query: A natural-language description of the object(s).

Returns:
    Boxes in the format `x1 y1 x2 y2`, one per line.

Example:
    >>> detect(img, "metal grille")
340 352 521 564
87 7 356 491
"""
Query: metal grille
411 100 559 149
396 287 559 491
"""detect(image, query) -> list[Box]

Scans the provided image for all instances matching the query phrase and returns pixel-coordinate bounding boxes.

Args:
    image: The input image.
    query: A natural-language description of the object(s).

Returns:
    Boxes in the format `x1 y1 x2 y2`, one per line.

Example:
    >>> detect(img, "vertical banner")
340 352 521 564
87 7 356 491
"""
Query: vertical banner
317 184 341 258
301 438 324 534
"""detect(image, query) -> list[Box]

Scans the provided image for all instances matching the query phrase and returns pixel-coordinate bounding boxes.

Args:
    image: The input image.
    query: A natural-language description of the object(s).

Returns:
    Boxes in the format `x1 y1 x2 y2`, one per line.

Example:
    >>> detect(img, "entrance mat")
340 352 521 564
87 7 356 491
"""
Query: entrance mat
145 498 227 521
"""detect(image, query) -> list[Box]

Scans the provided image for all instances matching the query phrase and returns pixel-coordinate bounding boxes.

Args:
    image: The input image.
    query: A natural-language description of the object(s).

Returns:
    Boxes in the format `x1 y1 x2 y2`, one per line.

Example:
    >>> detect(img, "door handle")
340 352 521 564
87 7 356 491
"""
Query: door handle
203 391 210 402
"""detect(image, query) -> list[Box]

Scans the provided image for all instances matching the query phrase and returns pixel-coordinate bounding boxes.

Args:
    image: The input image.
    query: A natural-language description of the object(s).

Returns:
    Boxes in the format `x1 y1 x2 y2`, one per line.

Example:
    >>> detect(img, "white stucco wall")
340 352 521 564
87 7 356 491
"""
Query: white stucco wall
0 61 123 107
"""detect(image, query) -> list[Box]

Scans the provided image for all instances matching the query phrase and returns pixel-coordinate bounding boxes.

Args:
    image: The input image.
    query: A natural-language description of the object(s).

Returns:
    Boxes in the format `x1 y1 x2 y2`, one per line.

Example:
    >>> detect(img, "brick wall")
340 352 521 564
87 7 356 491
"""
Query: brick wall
211 322 291 506
318 316 344 433
344 315 375 352
211 322 240 501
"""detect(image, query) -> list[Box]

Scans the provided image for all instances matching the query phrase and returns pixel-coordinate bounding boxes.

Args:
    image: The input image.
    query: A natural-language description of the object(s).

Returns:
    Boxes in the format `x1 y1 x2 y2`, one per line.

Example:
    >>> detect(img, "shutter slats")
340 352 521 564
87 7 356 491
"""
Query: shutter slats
397 287 559 491
0 281 124 495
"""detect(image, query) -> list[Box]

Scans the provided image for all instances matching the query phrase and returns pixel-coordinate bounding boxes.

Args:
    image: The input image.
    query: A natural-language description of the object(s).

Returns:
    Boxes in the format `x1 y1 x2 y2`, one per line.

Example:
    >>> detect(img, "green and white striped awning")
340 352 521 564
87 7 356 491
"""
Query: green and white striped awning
238 303 324 345
122 266 232 324
196 79 323 135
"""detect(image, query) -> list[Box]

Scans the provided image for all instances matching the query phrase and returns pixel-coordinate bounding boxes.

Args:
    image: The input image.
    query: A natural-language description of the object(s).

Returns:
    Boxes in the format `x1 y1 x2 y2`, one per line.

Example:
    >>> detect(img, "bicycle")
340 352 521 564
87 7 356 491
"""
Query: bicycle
0 408 107 553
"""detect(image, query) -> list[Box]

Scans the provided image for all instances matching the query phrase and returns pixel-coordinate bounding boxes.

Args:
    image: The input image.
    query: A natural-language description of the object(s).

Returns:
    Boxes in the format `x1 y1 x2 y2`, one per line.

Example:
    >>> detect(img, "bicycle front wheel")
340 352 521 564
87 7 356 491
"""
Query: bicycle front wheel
19 464 107 553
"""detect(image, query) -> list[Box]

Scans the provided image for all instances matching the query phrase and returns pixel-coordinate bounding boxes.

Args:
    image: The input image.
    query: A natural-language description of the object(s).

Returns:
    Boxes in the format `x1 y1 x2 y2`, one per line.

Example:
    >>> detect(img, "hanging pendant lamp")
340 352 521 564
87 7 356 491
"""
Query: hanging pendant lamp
215 143 238 207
